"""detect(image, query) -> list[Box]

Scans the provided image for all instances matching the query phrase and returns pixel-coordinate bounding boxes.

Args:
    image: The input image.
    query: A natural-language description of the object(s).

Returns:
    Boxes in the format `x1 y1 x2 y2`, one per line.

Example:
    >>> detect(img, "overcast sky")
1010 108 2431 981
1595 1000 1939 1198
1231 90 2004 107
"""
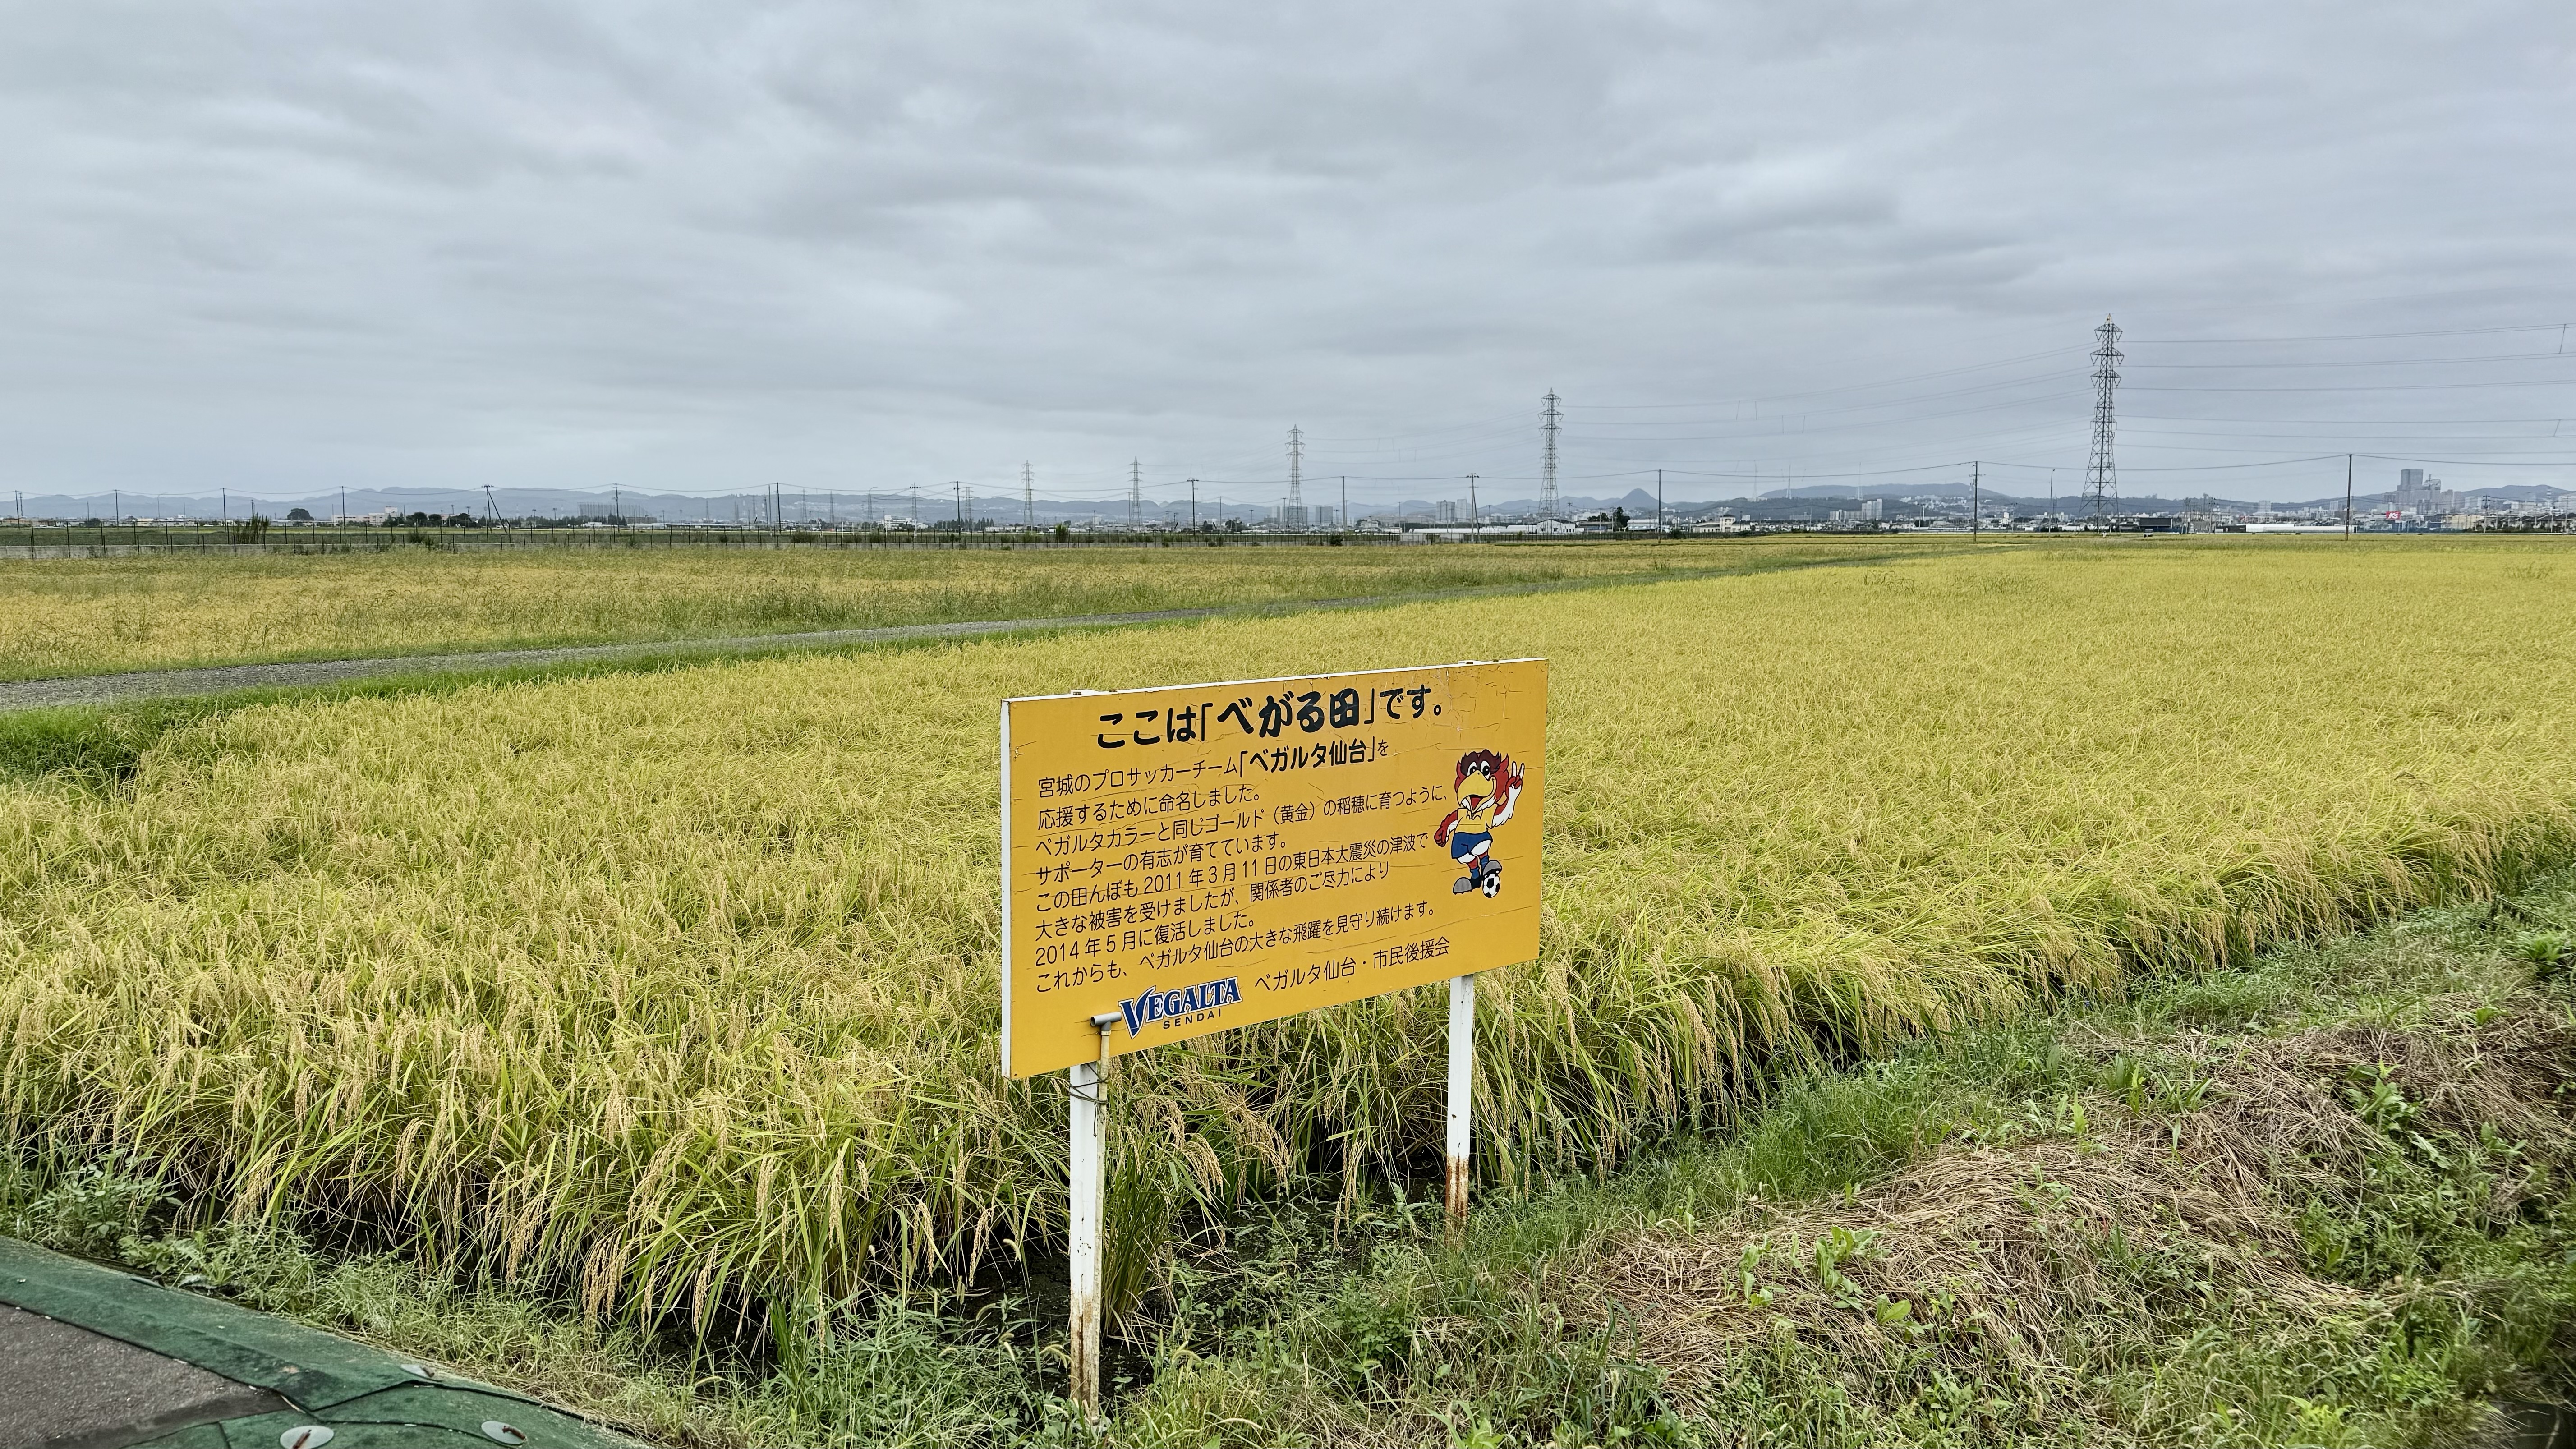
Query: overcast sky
4 0 2571 508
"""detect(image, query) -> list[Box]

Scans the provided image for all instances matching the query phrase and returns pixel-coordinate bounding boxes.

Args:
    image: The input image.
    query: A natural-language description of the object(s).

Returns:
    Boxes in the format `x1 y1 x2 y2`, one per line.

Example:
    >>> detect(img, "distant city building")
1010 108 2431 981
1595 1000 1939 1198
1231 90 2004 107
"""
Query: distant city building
1860 498 1883 520
2392 469 2457 516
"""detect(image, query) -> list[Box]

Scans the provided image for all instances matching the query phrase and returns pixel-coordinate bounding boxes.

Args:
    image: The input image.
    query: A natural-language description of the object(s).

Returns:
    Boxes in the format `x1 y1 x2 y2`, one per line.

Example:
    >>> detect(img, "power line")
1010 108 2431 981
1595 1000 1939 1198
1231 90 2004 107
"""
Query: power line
2127 351 2576 369
2125 322 2573 345
2127 379 2576 392
2130 414 2570 425
1576 346 2085 409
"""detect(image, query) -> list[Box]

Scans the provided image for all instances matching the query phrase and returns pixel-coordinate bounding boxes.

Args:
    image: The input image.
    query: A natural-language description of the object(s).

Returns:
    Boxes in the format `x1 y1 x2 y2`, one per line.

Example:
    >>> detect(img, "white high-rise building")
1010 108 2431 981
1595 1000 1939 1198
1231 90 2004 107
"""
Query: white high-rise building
2393 469 2455 515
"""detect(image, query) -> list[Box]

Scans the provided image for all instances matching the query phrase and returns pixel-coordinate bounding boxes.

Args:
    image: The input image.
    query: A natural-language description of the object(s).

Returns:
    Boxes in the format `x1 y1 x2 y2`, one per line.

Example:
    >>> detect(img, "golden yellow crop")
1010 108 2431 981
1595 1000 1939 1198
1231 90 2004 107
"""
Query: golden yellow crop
0 539 1774 680
1 537 2569 1325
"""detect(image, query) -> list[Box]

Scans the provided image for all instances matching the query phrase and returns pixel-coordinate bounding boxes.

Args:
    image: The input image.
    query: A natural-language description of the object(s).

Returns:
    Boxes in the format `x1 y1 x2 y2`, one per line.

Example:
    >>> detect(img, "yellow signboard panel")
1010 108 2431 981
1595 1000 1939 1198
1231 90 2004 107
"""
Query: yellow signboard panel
1001 659 1546 1078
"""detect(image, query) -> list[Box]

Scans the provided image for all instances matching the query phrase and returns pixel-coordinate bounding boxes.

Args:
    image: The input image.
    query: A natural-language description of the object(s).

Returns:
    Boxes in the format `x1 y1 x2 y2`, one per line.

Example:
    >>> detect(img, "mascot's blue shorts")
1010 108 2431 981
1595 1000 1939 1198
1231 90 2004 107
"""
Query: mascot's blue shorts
1449 830 1492 864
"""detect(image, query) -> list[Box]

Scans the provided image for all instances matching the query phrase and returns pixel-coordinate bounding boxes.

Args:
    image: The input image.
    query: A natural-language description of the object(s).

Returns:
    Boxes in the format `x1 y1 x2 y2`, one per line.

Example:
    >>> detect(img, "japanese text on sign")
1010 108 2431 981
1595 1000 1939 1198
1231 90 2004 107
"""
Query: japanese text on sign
1000 660 1546 1077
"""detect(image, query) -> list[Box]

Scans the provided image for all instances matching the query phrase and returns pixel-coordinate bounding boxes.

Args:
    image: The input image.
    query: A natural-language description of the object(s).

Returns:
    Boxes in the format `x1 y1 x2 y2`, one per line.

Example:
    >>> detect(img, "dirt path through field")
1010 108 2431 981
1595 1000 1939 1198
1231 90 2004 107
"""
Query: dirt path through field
0 549 1947 712
0 609 1214 711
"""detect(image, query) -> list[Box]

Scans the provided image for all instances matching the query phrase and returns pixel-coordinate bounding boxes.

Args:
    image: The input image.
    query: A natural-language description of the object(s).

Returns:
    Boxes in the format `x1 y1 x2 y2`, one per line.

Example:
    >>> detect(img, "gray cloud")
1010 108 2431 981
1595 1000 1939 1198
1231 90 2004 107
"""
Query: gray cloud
0 0 2569 509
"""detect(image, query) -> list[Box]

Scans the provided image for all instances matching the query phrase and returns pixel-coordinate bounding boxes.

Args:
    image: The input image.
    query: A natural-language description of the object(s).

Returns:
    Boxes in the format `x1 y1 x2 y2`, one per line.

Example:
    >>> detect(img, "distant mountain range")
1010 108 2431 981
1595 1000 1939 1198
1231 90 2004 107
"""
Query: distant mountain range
1754 481 2571 511
9 479 2564 524
7 485 1265 526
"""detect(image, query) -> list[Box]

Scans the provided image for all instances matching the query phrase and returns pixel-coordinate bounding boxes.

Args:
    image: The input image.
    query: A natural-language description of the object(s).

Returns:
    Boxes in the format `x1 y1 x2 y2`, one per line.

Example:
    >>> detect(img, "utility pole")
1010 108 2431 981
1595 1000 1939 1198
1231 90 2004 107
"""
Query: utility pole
910 483 920 528
1023 462 1035 531
1287 426 1303 529
483 485 499 524
954 481 965 533
1188 478 1199 531
340 486 348 524
1129 460 1142 532
1466 473 1479 538
1972 461 1981 539
2344 454 2354 539
615 480 623 525
1340 476 1348 531
2084 315 2122 529
1541 391 1561 519
221 488 227 522
1656 469 1664 534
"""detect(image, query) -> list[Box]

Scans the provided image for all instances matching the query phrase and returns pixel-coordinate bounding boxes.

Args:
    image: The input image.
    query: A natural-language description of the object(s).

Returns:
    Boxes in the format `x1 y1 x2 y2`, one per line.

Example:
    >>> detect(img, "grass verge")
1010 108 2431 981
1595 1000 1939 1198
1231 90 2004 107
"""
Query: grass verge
11 874 2573 1446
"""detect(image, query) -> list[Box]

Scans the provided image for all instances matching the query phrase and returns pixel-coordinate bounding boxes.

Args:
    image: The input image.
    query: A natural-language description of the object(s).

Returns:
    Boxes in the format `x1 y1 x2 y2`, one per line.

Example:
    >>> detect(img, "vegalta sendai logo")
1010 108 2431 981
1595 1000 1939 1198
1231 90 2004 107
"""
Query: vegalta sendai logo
1120 976 1243 1037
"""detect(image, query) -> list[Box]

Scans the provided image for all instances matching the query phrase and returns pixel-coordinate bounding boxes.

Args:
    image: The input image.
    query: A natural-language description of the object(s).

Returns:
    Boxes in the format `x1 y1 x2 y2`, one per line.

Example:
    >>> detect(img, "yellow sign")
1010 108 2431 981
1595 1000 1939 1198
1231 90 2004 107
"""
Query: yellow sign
1001 660 1546 1078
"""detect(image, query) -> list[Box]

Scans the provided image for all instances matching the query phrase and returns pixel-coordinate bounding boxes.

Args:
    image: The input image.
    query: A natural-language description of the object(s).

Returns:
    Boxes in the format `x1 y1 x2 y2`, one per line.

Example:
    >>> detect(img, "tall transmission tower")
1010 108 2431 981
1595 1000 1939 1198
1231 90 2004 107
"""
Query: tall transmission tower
1540 391 1561 519
1022 462 1034 530
1286 425 1304 528
2083 315 2121 529
1129 459 1143 530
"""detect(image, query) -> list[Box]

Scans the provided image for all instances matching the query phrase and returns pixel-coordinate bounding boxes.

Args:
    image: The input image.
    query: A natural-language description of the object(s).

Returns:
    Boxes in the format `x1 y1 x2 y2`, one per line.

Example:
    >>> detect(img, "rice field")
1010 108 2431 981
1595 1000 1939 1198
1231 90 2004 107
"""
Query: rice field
1 536 2570 1330
0 538 1810 681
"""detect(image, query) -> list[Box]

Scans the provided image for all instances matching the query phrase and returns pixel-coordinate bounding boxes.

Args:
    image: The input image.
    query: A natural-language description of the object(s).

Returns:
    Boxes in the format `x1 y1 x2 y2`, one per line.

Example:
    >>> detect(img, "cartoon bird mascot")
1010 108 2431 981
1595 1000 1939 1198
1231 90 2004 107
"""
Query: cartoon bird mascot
1434 749 1523 897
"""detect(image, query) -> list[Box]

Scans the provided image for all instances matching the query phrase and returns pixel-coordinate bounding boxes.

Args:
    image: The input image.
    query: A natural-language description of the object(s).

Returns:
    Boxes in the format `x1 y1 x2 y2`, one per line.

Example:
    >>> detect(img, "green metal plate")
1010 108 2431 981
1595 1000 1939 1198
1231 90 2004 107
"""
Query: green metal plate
0 1237 637 1448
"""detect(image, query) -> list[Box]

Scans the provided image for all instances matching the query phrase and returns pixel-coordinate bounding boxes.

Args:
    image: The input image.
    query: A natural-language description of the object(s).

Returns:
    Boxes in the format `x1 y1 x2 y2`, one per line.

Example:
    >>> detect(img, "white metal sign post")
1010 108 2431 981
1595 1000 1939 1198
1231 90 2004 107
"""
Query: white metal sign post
1446 973 1475 1229
1003 662 1546 1416
1065 1014 1115 1416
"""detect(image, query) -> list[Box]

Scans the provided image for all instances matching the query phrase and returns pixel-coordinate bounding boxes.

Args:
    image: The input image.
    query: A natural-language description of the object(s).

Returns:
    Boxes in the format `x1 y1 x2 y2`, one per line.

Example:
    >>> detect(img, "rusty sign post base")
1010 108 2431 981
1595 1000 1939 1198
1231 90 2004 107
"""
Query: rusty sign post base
1446 973 1474 1235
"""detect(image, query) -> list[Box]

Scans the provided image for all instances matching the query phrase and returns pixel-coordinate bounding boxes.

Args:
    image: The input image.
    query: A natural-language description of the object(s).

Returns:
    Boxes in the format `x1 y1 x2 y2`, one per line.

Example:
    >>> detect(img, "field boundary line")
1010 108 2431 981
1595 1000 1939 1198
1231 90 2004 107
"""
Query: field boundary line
0 545 1967 712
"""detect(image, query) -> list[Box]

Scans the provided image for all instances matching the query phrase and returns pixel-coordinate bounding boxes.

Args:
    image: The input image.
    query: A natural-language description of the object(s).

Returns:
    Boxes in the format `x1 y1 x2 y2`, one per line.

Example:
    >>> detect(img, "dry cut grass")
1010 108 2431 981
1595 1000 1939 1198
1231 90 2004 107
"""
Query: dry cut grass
0 538 1806 679
1601 997 2576 1440
0 536 2571 1329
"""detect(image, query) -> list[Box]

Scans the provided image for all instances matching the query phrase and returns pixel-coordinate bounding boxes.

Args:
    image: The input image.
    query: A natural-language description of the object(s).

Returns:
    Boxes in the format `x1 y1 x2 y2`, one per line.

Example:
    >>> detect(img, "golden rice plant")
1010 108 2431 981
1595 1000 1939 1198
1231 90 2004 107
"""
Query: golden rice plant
0 536 2569 1325
0 538 1804 680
